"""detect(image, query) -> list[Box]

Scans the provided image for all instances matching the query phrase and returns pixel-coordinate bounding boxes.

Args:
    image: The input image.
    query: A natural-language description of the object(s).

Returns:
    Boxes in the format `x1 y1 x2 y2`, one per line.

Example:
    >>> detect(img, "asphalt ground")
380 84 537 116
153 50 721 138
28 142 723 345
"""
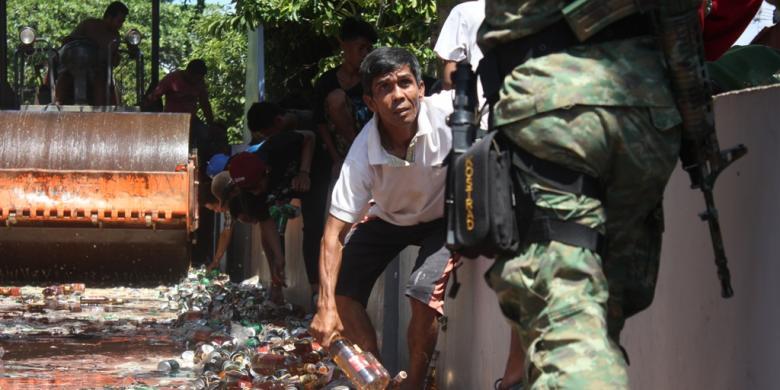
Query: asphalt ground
0 286 195 389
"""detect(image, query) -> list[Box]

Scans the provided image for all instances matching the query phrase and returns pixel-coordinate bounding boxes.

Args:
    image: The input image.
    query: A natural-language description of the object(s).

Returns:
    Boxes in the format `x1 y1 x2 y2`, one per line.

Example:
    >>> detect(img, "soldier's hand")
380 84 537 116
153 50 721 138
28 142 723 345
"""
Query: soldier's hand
309 306 343 348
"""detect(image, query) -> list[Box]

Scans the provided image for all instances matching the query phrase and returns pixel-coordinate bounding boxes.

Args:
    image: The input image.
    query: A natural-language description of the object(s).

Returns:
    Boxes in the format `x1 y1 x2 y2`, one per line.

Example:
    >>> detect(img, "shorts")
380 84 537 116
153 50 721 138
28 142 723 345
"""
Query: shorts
233 191 270 222
335 217 454 314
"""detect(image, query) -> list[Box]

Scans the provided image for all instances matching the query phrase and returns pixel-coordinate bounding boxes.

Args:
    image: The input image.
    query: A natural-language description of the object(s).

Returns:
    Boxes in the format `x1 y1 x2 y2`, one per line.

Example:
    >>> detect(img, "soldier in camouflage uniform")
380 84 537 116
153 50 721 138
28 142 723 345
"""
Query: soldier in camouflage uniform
478 2 683 388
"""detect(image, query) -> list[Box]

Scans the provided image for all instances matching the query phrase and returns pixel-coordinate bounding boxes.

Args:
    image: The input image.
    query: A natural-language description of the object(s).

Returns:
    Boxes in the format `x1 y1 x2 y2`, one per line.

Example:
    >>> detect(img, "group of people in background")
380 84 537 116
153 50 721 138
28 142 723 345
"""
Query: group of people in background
193 15 472 389
198 17 380 305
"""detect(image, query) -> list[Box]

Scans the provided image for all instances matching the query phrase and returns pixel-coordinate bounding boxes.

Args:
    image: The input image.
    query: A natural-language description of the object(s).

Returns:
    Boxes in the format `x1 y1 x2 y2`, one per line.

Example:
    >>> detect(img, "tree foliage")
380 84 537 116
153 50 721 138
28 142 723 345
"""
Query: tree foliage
5 0 246 139
210 0 439 108
6 0 443 143
189 11 247 140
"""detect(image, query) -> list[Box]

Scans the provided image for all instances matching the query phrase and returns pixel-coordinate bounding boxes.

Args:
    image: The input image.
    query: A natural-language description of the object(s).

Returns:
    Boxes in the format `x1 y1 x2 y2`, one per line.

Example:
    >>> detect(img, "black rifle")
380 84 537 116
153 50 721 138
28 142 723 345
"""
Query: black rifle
657 0 746 298
445 62 479 250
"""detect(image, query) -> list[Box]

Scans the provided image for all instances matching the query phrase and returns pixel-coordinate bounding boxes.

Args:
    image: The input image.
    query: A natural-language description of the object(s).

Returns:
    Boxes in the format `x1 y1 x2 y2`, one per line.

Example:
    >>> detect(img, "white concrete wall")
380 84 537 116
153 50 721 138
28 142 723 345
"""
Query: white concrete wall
624 85 780 389
247 199 313 308
437 258 511 389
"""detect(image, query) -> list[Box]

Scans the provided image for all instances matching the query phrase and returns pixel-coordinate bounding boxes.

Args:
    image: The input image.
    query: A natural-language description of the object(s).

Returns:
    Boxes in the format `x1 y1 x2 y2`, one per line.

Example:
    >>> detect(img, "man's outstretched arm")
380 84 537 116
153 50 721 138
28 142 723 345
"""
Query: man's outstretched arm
144 73 171 106
207 222 234 271
310 214 352 347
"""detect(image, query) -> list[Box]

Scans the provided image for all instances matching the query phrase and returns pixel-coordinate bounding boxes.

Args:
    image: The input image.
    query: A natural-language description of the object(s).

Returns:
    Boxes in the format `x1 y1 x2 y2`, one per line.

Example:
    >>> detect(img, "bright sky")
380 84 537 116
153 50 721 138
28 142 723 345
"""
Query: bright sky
735 1 777 45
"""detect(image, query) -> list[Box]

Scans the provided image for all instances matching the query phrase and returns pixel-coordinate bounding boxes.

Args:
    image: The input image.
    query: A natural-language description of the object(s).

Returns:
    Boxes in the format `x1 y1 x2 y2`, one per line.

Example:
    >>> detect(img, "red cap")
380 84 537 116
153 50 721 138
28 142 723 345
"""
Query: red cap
228 152 268 189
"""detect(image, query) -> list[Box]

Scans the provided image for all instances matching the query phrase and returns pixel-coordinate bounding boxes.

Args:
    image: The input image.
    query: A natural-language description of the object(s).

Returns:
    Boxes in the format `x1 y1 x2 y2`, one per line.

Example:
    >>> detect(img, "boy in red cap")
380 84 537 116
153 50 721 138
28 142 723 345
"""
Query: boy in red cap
228 152 287 302
229 152 269 194
227 102 315 303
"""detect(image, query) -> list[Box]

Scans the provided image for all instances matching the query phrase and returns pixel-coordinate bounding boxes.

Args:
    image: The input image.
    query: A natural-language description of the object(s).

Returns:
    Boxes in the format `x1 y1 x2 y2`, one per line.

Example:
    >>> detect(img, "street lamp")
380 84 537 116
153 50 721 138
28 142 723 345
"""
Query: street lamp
125 29 142 47
19 26 36 45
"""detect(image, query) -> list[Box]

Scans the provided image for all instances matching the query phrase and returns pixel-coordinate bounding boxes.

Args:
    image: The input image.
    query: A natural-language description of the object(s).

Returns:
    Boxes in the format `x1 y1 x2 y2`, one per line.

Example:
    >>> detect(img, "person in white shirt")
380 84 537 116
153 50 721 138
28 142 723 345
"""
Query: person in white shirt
434 0 488 129
310 47 455 389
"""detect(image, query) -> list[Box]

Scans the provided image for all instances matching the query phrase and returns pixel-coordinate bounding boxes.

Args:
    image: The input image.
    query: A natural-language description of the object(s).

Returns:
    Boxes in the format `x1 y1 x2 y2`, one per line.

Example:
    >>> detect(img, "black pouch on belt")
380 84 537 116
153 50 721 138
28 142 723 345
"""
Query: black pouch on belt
451 131 532 258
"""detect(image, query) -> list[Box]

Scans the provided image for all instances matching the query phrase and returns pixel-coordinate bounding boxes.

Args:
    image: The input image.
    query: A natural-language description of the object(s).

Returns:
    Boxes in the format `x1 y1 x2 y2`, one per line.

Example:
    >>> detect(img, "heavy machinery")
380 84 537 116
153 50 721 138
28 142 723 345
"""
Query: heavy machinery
0 2 197 285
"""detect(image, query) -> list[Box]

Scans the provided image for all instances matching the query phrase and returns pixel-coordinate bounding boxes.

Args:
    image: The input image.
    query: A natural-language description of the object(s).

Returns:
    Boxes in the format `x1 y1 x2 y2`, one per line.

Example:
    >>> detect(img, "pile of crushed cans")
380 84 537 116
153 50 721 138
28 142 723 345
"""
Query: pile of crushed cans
163 268 353 389
0 268 363 389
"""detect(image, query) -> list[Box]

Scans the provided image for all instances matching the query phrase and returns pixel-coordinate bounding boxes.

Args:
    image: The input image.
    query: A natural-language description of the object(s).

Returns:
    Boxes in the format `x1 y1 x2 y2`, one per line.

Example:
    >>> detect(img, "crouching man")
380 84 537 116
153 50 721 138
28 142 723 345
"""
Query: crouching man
309 47 454 389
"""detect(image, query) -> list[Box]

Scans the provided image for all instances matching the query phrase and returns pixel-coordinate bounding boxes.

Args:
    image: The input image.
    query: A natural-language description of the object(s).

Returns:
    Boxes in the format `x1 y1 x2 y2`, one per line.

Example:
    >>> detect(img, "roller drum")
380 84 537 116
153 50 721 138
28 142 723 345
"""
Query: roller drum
0 110 196 284
0 111 189 171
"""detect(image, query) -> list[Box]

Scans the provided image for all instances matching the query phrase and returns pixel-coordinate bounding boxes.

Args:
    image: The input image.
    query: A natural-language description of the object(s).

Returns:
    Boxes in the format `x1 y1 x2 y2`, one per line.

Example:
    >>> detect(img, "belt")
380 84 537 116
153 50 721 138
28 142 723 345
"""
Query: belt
510 144 603 201
526 217 606 254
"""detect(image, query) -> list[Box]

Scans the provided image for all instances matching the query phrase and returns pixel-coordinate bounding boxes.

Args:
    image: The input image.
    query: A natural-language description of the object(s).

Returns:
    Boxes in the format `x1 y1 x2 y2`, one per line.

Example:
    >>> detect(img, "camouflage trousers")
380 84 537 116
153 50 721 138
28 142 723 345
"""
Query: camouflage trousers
487 105 681 389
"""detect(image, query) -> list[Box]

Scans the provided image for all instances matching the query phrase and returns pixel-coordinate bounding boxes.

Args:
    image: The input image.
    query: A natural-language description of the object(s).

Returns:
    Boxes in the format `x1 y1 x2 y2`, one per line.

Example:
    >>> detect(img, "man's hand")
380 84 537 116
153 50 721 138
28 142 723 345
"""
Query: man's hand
291 171 311 192
312 215 352 347
309 305 344 348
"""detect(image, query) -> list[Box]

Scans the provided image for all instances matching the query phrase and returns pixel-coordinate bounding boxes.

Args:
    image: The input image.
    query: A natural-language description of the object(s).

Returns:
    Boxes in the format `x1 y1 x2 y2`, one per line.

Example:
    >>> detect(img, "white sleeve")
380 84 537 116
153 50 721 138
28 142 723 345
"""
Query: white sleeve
426 90 455 116
329 157 372 224
434 6 467 62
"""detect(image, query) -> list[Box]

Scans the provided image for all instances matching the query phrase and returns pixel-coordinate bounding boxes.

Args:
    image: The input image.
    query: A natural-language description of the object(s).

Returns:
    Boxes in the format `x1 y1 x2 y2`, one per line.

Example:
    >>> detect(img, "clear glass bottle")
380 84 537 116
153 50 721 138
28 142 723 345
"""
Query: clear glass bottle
329 338 390 390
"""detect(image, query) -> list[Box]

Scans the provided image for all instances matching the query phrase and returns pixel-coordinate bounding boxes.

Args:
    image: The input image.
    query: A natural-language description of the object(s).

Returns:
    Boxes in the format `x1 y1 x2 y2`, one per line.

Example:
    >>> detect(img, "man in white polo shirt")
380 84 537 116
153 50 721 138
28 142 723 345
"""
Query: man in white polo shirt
310 47 454 388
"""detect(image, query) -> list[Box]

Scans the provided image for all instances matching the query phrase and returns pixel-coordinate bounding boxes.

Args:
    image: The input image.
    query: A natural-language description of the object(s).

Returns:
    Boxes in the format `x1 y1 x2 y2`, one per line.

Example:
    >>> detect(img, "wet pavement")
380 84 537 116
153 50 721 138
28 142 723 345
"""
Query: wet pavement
0 269 356 390
0 285 193 389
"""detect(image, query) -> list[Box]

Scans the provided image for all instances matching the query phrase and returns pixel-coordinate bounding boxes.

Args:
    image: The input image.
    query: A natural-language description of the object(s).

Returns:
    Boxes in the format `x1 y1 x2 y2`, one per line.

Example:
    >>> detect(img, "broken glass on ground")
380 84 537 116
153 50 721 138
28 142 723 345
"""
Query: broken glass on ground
0 268 364 389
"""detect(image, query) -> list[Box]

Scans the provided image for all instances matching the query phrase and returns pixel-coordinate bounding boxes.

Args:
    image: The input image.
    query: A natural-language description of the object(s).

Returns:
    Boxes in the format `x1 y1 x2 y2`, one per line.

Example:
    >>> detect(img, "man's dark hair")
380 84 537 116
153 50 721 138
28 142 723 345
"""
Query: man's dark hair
340 17 378 43
247 101 285 132
186 59 208 76
360 47 422 96
103 1 129 18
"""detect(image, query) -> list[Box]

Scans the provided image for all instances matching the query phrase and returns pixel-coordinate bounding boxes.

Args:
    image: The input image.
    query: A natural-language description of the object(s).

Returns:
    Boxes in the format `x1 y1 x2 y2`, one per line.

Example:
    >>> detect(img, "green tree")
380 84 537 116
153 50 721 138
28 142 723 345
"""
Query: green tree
7 0 181 105
190 10 247 141
210 0 439 107
6 0 442 143
5 0 246 139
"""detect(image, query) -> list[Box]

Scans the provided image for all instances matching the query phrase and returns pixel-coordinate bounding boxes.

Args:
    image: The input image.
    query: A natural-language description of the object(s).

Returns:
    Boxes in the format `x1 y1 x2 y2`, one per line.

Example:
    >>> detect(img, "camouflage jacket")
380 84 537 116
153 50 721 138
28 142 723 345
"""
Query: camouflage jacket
478 0 571 50
478 1 681 130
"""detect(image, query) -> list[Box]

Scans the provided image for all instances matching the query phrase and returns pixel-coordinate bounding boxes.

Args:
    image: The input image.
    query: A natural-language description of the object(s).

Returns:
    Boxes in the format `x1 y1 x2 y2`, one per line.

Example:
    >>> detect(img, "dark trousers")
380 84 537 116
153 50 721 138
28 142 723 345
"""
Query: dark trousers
299 146 332 285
